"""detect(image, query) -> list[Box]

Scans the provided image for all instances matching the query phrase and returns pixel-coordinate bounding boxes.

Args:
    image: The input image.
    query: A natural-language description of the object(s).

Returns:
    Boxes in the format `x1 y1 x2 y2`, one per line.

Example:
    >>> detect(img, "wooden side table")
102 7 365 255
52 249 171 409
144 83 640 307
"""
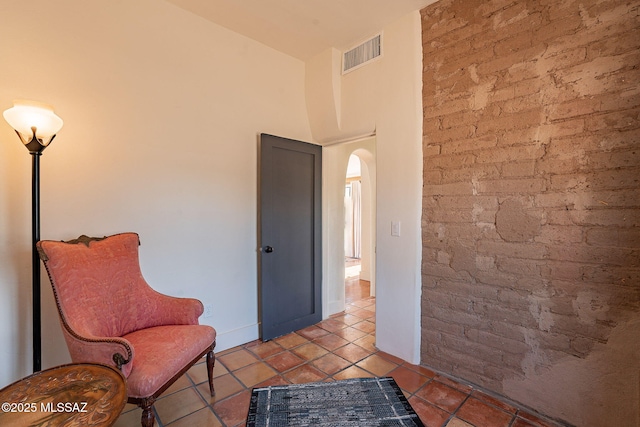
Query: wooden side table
0 363 127 427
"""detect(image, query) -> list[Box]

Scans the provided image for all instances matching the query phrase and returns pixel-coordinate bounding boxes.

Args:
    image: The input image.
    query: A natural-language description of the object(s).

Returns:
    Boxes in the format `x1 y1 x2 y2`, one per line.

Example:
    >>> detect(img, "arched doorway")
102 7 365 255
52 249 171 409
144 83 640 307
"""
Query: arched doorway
344 151 375 302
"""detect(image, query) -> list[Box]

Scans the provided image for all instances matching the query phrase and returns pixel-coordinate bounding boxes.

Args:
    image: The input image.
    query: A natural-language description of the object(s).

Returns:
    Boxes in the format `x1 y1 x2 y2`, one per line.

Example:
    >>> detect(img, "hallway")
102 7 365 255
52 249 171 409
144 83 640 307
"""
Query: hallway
114 275 564 427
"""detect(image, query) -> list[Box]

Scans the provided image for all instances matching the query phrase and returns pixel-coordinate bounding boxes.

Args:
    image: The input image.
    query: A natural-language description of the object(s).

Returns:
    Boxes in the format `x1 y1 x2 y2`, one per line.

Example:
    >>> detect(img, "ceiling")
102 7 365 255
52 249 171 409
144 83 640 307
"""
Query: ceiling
165 0 437 60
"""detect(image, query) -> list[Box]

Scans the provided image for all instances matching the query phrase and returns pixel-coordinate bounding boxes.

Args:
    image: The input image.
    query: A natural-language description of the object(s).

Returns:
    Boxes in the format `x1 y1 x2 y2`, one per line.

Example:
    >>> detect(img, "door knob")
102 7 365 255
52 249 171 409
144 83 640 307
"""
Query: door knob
264 246 274 253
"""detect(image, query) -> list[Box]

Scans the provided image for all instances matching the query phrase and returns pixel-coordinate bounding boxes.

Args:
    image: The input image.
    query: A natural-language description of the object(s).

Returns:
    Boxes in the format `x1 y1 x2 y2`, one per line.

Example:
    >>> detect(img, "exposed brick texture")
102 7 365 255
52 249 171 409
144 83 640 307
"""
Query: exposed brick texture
420 0 639 424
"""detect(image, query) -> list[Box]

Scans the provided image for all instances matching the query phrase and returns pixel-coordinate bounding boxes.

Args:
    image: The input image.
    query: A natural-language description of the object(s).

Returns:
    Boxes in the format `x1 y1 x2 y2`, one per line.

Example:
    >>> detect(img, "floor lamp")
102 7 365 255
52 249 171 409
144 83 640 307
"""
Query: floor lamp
3 100 63 373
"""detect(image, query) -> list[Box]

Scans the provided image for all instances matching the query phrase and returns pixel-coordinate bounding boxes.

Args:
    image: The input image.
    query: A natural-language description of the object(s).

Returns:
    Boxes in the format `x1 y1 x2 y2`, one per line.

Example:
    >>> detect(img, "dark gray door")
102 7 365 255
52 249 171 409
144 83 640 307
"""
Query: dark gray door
259 133 322 340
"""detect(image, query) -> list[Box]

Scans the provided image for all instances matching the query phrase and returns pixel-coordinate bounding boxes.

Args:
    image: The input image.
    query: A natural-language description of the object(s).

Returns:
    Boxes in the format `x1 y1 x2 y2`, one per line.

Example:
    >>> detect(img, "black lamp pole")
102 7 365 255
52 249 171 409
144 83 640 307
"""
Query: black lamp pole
31 151 42 373
21 127 55 373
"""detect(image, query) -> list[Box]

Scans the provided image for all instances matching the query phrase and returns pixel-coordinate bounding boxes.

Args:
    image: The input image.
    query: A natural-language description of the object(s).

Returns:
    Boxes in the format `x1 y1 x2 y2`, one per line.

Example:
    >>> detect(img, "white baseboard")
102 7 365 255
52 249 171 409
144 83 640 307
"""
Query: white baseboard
325 299 345 318
214 323 259 352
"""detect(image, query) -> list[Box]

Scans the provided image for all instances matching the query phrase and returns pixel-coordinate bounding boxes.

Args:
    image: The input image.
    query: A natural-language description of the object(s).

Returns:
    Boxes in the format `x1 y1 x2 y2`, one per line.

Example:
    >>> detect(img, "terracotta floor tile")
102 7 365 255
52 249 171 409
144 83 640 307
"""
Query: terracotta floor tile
345 305 360 314
167 407 222 427
415 380 467 413
254 375 291 388
312 353 352 375
215 346 238 357
472 390 517 414
245 340 283 359
155 387 206 425
445 418 475 427
163 374 193 395
352 320 376 333
403 362 436 378
389 366 430 393
297 325 330 340
186 364 207 386
353 334 377 352
408 396 450 427
335 313 363 325
333 326 368 341
218 349 259 372
313 333 349 351
213 360 230 376
351 307 375 320
234 362 277 388
513 418 540 427
317 318 348 332
352 298 375 308
197 373 244 404
377 351 406 365
434 375 473 393
291 342 329 361
457 397 514 427
356 354 398 376
283 364 327 384
120 403 138 414
113 408 158 427
212 390 251 427
264 351 306 372
273 332 308 349
332 365 374 380
242 339 261 349
333 343 372 363
187 361 225 386
345 280 370 302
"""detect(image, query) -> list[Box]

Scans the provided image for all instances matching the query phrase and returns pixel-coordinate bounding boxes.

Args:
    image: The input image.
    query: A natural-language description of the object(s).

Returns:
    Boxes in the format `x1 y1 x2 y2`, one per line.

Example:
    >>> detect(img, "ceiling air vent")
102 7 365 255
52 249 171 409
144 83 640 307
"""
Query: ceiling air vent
342 33 382 74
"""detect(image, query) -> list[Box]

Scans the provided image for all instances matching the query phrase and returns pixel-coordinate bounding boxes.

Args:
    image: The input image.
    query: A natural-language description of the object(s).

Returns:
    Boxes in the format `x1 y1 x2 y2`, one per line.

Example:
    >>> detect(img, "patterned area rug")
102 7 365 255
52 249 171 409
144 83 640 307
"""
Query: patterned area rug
246 377 425 426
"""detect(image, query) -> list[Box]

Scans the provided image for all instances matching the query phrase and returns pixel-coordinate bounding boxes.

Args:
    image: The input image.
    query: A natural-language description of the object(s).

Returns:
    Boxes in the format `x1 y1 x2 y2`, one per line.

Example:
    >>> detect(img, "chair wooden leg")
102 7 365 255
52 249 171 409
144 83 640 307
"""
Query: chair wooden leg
206 344 216 396
139 397 155 427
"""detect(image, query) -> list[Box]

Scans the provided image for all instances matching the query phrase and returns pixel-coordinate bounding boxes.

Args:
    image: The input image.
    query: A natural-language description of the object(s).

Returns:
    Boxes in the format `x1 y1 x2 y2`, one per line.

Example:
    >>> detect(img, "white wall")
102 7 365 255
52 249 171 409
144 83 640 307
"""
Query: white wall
308 12 424 363
0 0 312 386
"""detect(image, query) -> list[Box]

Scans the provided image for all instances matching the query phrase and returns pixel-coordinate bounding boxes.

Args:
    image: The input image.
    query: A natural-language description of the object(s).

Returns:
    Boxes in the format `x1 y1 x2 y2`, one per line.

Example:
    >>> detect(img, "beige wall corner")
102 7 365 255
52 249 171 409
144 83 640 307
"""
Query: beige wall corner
305 47 343 143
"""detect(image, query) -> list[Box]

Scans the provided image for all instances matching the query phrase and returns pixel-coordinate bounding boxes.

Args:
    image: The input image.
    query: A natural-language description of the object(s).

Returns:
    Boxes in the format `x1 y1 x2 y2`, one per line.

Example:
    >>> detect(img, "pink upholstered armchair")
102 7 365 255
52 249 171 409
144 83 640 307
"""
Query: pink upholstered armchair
36 232 216 427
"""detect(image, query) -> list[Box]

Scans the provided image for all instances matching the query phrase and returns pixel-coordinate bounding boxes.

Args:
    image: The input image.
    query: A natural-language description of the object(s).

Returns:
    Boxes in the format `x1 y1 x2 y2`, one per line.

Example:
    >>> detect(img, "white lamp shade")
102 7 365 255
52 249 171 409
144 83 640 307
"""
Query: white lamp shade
3 100 63 142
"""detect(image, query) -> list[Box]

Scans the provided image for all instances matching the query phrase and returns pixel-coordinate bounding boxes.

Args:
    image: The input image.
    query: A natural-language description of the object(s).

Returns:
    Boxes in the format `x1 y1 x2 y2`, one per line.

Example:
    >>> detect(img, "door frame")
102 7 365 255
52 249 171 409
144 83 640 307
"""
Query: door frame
322 136 376 317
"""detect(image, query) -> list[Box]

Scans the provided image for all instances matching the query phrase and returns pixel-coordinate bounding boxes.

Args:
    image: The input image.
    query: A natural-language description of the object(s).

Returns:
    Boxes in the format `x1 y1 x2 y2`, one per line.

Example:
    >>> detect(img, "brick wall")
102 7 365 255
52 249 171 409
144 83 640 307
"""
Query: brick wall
420 0 639 425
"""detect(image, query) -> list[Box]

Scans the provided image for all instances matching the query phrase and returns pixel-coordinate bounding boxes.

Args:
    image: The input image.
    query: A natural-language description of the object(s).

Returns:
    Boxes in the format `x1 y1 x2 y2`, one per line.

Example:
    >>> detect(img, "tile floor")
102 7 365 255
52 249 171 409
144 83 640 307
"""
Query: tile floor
113 274 565 427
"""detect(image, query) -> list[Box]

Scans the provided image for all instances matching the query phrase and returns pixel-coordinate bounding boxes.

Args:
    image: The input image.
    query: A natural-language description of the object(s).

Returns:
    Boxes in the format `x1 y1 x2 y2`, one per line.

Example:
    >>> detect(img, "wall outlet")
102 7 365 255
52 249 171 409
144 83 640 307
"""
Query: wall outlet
203 304 213 318
391 221 401 237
